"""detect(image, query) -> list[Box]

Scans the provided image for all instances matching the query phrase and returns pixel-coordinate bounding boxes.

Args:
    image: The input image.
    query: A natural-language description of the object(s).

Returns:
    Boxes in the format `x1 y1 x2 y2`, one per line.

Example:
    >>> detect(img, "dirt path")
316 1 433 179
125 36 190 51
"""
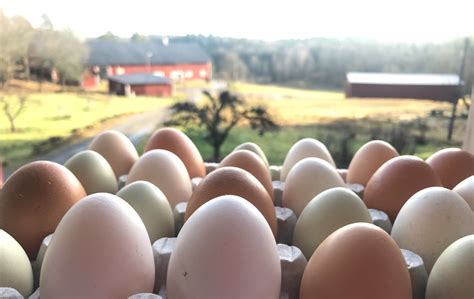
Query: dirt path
4 108 168 178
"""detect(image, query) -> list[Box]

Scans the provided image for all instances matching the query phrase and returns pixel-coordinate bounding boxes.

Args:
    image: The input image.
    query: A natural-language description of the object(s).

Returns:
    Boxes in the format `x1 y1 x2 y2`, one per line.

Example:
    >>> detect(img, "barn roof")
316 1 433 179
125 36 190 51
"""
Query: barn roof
347 72 461 86
108 73 172 85
86 39 211 66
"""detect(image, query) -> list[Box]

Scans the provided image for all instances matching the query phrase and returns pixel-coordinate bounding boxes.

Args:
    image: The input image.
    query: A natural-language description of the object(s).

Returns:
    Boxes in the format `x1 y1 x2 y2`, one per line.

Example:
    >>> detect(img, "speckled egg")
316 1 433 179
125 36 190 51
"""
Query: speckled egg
364 155 442 222
391 187 473 272
282 157 345 216
126 149 192 209
168 195 281 299
280 138 335 181
88 130 139 178
143 127 206 178
0 161 86 259
40 193 155 298
299 223 411 299
347 140 399 186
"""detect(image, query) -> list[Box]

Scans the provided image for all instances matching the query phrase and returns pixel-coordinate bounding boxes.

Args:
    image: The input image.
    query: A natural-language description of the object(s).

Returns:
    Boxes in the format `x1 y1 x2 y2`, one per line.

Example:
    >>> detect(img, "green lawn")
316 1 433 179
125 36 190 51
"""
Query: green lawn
0 92 174 165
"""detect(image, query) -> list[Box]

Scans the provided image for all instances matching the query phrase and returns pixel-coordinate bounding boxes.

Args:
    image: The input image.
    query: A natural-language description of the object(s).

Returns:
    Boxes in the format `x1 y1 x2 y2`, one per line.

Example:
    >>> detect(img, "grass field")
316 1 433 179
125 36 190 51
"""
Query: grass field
0 91 174 165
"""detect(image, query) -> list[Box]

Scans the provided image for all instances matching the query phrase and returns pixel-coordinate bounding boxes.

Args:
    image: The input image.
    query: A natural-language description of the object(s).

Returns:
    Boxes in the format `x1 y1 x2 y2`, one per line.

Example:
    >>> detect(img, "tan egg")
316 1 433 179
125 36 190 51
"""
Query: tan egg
185 167 277 236
0 230 33 297
299 223 411 299
168 195 281 299
0 161 86 259
40 193 155 298
64 150 118 195
126 149 192 209
347 140 399 186
453 175 474 211
143 127 206 178
219 150 273 200
280 138 335 181
88 130 139 178
233 142 270 167
426 235 474 299
364 155 441 222
426 148 474 189
116 181 174 243
391 187 473 273
293 187 372 259
282 158 345 216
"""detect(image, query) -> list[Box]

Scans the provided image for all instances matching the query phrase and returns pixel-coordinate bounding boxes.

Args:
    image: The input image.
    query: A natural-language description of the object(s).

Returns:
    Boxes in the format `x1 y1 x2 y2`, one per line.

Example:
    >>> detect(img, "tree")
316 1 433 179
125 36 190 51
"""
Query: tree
165 90 278 161
0 95 28 132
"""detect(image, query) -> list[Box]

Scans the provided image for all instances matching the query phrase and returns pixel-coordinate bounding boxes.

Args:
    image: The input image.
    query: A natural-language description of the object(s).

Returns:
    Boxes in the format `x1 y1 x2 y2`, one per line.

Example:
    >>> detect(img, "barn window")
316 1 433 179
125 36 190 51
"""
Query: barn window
185 70 193 78
171 70 184 80
199 69 207 78
154 71 165 77
116 66 125 75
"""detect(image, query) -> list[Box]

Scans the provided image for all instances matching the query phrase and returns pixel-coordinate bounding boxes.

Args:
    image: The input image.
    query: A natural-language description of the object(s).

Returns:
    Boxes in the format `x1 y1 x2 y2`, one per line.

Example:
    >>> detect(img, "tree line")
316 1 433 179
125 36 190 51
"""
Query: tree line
170 35 474 94
0 11 87 88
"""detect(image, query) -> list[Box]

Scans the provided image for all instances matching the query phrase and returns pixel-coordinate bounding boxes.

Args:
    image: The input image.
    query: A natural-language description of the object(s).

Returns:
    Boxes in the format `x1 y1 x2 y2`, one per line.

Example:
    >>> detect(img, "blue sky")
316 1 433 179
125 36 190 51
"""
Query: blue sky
1 0 473 42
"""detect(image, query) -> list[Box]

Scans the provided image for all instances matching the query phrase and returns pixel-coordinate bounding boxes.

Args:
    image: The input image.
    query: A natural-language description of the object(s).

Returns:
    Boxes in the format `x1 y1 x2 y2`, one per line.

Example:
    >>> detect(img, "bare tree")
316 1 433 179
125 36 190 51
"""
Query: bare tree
0 96 27 132
165 90 278 161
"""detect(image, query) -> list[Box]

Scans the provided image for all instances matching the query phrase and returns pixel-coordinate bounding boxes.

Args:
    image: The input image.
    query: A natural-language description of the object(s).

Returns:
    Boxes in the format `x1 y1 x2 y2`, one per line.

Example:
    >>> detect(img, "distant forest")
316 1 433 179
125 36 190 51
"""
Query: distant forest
168 35 473 93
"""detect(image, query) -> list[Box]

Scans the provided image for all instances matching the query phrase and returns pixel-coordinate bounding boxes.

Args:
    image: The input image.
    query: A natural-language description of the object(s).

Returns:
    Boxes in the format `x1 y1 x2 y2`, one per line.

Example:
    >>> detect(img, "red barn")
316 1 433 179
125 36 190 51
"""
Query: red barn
82 39 212 89
345 73 461 102
108 73 173 97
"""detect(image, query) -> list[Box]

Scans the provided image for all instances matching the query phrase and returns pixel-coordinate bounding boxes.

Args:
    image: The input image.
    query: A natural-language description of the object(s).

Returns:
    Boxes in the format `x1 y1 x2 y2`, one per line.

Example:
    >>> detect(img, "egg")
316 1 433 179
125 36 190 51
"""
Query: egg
116 181 174 243
219 149 273 200
40 193 155 298
0 161 86 259
453 175 474 211
391 187 473 272
233 142 269 167
280 138 335 181
168 195 281 298
282 157 345 216
143 128 206 178
426 235 474 299
88 130 139 178
0 230 33 297
64 150 118 194
426 148 474 189
126 150 192 209
185 167 277 236
299 223 411 299
364 155 441 222
346 140 399 186
293 187 372 259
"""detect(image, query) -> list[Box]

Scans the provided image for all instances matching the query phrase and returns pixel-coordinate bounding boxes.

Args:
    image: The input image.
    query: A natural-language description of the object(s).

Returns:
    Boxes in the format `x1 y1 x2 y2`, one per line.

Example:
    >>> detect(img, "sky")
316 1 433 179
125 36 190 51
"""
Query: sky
1 0 473 42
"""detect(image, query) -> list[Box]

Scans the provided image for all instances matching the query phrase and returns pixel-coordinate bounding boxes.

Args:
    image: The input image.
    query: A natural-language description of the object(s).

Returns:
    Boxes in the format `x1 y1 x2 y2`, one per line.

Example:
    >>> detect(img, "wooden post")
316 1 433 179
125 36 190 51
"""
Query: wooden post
463 87 474 153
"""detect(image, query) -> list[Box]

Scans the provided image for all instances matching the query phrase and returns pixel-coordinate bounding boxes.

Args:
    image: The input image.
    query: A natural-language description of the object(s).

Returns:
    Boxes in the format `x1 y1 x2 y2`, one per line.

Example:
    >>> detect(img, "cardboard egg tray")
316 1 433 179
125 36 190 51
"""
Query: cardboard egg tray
2 166 428 299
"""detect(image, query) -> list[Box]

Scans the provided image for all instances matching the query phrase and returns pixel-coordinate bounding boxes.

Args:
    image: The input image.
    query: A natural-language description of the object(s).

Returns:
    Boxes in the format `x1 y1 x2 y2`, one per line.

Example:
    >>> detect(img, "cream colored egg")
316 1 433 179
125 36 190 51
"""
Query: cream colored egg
282 157 345 216
391 187 473 273
233 142 270 168
64 150 118 194
40 193 155 297
453 176 474 211
426 235 474 299
0 230 33 297
293 187 372 259
167 195 281 298
281 138 335 181
116 181 175 243
126 150 192 209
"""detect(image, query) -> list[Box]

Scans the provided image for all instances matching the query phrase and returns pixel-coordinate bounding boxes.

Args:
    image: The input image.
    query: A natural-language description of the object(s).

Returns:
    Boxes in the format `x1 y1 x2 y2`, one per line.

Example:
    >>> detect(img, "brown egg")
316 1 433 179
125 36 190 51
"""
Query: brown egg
218 150 273 200
347 140 399 186
233 142 270 167
126 150 192 209
426 148 474 189
364 155 441 222
88 130 139 178
0 161 86 259
143 127 205 178
185 167 277 236
300 223 411 299
40 193 155 297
